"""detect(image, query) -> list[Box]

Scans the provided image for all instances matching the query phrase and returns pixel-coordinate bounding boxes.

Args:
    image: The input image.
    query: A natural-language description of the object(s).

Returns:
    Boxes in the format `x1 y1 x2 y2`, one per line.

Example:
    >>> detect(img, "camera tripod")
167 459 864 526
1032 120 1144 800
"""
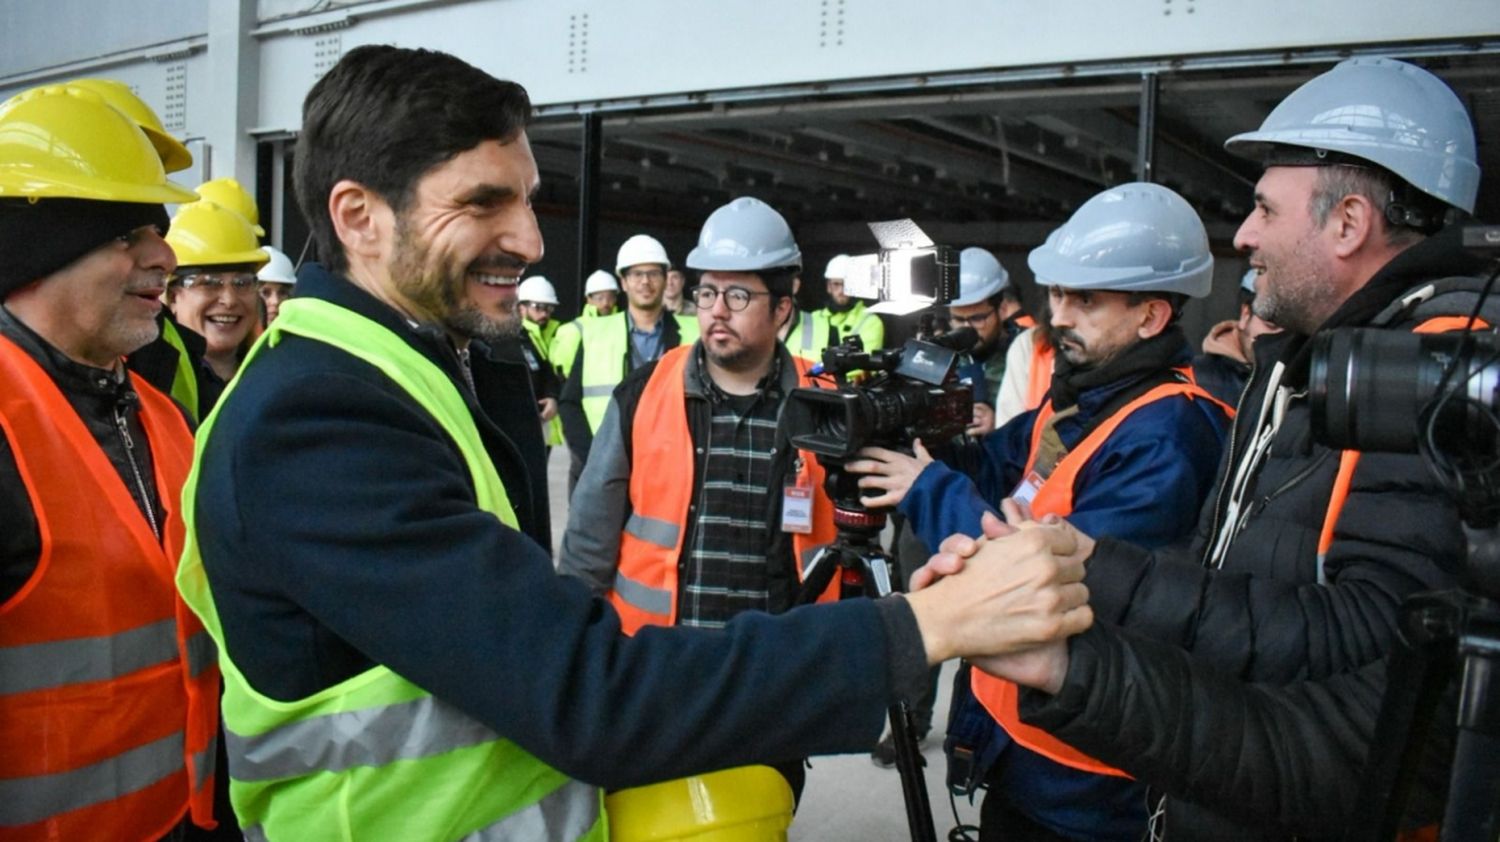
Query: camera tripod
798 469 938 842
1347 522 1500 841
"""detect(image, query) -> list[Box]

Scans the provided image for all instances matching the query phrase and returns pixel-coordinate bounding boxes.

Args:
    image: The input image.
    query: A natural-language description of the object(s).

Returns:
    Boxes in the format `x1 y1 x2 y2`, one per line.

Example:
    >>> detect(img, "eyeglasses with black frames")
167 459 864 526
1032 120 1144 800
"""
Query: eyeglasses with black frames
690 285 772 312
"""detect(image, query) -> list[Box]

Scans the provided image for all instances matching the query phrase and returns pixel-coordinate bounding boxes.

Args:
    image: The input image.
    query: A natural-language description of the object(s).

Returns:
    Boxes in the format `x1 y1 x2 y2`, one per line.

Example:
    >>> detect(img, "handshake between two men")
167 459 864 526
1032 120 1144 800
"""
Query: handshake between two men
900 503 1093 688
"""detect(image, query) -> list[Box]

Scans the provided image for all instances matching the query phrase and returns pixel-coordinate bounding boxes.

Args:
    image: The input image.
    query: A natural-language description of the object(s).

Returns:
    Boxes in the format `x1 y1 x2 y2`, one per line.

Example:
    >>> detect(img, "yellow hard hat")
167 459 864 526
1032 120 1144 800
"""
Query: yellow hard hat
61 78 193 173
166 200 270 269
0 85 198 205
605 766 794 842
195 177 266 236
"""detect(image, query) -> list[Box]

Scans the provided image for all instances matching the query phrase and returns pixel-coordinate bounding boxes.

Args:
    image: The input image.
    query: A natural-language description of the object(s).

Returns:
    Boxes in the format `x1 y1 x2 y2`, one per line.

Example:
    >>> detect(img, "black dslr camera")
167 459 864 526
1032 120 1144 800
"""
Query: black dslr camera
1310 223 1500 530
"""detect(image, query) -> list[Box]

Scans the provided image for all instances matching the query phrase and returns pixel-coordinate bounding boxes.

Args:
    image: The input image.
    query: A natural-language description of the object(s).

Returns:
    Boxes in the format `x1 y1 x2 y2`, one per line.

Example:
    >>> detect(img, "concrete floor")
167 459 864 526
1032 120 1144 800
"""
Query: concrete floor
546 447 982 841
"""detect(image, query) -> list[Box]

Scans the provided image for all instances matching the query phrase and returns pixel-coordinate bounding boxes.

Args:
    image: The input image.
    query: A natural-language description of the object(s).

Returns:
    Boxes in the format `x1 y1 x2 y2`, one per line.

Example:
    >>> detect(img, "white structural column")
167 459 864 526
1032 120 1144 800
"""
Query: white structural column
205 0 259 186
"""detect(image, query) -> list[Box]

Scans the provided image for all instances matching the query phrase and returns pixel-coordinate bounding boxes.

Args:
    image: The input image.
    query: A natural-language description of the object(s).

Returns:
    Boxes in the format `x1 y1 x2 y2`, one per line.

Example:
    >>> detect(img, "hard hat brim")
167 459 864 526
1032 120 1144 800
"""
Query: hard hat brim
0 170 199 205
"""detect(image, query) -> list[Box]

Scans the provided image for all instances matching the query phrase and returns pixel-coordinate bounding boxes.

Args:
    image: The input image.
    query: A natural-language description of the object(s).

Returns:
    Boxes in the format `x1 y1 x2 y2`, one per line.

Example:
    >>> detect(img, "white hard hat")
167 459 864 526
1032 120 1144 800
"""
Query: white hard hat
616 234 672 275
1027 182 1213 298
585 269 619 296
257 246 297 285
685 197 801 272
950 248 1010 306
518 276 559 305
824 254 850 280
1224 57 1478 213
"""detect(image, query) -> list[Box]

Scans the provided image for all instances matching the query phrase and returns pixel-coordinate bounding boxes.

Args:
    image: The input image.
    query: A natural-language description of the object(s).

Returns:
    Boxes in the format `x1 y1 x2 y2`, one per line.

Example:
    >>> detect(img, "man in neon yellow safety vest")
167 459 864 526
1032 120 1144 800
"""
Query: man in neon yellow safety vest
176 44 1094 842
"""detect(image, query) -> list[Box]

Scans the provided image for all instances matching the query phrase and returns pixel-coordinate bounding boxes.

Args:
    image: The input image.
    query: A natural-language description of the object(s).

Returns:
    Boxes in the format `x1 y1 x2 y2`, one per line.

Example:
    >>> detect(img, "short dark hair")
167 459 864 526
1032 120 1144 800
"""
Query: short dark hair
294 45 532 274
758 266 799 300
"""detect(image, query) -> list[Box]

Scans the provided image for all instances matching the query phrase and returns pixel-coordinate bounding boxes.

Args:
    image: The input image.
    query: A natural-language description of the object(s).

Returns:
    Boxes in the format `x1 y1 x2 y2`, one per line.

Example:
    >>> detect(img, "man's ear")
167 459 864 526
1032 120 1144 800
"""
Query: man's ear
1136 297 1174 339
774 292 795 325
328 180 393 265
1328 192 1378 259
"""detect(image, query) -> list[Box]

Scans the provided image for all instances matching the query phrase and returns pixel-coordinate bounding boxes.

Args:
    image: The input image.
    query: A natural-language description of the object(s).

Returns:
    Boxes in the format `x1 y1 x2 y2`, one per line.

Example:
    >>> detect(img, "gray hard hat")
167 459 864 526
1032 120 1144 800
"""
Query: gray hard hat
685 197 801 272
950 247 1010 306
1224 57 1479 213
1027 182 1213 298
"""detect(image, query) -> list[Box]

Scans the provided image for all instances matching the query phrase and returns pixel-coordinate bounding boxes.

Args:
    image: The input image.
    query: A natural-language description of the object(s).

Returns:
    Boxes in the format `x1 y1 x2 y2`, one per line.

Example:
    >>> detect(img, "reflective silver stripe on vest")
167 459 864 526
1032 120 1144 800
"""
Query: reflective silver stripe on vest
612 570 674 618
581 385 616 398
800 543 825 578
240 781 598 842
624 512 678 548
225 695 501 782
0 618 178 695
193 730 217 792
185 630 218 679
460 780 599 841
0 730 185 825
799 312 814 351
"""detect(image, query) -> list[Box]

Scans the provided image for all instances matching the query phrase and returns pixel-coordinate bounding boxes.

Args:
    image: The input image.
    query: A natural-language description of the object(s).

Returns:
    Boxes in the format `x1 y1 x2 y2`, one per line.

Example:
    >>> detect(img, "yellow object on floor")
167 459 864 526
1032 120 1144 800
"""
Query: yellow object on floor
606 765 794 841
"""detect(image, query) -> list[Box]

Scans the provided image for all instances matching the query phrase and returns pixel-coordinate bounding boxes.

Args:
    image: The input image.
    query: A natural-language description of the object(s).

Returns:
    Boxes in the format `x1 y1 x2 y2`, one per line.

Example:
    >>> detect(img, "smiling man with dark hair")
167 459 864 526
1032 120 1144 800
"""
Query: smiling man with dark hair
174 45 1096 840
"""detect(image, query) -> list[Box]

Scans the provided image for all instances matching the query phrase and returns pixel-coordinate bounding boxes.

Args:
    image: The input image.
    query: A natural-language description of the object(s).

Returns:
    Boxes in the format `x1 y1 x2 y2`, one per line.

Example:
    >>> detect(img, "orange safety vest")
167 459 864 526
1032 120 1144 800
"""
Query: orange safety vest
1023 331 1055 412
609 346 840 633
973 371 1228 778
0 335 219 840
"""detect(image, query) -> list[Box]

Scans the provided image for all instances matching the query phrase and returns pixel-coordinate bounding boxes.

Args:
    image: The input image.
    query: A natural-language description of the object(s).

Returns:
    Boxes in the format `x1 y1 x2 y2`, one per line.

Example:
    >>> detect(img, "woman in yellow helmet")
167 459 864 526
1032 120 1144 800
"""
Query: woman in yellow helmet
164 200 268 401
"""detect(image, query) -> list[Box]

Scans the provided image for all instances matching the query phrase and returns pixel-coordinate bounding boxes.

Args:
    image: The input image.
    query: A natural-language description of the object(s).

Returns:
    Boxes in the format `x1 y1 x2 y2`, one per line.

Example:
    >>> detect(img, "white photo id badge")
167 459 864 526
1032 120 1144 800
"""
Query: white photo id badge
782 484 814 534
1011 470 1044 505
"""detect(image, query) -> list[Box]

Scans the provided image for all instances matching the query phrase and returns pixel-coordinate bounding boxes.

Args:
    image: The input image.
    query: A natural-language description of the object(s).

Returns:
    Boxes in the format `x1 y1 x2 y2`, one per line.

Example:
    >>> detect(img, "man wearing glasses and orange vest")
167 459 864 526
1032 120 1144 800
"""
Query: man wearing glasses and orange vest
559 196 840 799
0 86 220 840
849 182 1232 841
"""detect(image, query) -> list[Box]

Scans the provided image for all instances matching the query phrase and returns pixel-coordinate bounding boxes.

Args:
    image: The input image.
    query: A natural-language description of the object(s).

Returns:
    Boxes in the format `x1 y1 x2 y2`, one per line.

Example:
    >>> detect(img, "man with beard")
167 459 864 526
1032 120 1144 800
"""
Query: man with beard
559 196 843 798
0 85 221 840
919 58 1490 838
947 247 1035 435
176 46 1097 840
554 234 697 490
849 182 1231 841
817 253 884 351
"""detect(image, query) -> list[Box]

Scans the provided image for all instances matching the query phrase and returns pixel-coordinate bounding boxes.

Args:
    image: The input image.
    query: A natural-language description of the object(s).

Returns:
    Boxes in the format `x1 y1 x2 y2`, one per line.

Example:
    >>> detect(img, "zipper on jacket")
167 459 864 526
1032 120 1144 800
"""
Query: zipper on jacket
455 345 477 394
1201 358 1258 563
114 401 161 542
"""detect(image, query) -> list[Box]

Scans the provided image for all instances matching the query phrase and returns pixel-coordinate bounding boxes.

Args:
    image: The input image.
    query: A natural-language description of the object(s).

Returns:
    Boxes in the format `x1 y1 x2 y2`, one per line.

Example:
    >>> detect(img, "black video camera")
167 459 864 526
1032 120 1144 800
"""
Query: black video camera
783 331 975 463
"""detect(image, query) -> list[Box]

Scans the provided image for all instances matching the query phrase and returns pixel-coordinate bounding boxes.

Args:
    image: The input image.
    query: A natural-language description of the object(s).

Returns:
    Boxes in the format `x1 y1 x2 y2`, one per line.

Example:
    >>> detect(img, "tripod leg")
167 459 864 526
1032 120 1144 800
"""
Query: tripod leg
1441 640 1500 841
1346 596 1458 841
889 701 938 842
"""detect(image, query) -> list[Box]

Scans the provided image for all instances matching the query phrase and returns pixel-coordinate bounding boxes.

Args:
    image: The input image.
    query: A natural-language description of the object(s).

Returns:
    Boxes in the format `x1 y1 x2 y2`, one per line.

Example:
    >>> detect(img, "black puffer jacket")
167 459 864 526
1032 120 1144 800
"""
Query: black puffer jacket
1023 227 1492 837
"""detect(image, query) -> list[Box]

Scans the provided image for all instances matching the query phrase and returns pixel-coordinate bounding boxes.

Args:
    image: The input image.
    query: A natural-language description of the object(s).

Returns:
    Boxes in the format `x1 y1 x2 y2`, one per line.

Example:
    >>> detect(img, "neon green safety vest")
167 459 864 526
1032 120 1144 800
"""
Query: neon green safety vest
550 321 582 378
176 297 606 842
824 300 884 352
574 311 699 433
783 308 837 363
159 317 201 424
523 318 565 447
525 316 561 355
